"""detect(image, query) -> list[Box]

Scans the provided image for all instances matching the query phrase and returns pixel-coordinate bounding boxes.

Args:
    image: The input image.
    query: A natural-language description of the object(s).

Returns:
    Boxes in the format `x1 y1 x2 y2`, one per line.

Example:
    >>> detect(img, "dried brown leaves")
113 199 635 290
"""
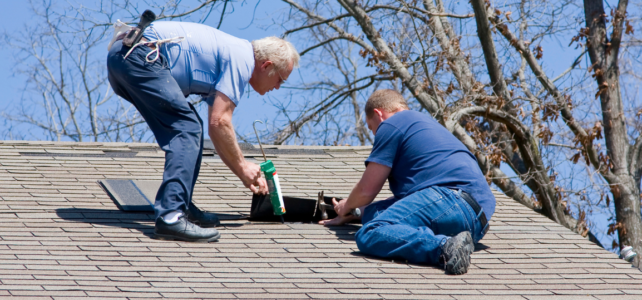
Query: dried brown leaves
569 27 590 48
625 21 634 35
533 45 544 60
571 121 604 166
358 48 389 75
608 221 626 236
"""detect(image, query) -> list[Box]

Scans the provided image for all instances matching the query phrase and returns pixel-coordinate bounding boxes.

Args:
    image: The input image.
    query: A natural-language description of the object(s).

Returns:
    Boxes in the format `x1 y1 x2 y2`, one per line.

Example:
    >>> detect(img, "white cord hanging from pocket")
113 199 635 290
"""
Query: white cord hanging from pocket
123 35 185 63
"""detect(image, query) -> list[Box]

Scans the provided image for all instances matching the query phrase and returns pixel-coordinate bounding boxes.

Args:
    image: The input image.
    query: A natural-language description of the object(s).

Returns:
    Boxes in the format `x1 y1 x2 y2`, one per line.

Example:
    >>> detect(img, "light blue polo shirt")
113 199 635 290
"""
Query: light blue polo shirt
143 21 254 106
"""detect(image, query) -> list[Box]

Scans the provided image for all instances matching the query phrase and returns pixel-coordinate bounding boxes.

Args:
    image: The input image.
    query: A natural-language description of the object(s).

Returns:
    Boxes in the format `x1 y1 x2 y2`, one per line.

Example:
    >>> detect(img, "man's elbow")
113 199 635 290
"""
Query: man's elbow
209 115 232 132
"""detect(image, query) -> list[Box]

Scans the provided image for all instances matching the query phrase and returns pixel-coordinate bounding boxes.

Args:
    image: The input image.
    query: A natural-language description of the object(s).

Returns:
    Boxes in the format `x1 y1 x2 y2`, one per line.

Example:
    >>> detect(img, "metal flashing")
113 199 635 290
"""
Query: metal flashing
98 179 156 212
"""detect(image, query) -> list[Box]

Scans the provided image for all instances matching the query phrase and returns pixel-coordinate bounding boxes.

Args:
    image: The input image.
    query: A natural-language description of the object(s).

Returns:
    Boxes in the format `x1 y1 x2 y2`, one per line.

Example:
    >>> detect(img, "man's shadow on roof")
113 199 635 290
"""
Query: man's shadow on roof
55 208 246 238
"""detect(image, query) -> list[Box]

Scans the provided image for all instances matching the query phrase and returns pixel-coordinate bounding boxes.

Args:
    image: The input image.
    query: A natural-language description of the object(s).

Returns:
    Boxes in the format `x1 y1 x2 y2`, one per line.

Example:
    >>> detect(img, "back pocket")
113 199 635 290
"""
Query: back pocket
432 205 470 237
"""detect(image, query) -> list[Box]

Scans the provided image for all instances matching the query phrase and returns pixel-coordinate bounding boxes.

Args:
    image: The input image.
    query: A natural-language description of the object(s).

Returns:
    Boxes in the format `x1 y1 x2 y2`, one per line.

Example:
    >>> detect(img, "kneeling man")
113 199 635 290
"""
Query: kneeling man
323 89 495 275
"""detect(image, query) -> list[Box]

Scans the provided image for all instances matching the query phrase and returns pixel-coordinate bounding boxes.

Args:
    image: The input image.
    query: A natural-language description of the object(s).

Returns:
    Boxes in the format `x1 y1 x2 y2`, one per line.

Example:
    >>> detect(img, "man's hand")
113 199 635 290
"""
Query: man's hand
331 197 349 217
319 198 357 226
319 214 358 226
327 162 390 218
240 161 268 194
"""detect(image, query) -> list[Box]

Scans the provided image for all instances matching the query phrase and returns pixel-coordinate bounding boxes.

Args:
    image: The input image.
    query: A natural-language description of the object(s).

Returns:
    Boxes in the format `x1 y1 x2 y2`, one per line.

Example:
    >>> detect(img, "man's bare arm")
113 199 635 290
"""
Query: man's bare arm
330 162 391 219
208 92 267 194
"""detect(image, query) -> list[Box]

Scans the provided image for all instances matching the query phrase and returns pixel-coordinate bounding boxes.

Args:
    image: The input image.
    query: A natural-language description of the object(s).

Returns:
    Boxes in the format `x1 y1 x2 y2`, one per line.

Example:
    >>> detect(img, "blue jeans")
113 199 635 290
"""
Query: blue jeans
107 40 203 220
355 186 487 264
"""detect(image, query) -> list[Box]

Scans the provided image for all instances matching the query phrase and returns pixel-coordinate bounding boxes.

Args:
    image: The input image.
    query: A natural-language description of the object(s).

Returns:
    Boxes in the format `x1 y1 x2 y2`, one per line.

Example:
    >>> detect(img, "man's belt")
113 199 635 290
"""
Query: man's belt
459 190 489 235
116 36 155 49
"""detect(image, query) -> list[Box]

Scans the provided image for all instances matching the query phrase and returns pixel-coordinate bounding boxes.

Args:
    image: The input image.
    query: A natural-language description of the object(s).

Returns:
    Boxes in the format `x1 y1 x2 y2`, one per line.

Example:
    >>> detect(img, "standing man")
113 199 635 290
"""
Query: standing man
322 89 495 275
107 21 299 242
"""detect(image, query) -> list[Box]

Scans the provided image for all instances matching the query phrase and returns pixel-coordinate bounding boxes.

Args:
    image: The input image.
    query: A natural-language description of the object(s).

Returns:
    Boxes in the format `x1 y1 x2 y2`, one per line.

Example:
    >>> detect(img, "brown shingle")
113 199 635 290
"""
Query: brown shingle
0 140 639 298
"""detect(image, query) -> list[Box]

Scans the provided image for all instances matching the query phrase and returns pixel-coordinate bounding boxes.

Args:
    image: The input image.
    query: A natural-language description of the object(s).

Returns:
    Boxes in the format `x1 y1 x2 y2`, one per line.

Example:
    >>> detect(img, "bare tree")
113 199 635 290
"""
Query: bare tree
277 0 540 209
265 9 385 146
472 0 641 265
579 0 642 263
275 0 642 261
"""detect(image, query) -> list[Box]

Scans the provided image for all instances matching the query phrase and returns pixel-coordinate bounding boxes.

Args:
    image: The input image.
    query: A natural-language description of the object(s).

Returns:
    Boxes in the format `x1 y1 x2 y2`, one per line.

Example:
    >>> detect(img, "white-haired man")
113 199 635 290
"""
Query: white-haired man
107 21 300 242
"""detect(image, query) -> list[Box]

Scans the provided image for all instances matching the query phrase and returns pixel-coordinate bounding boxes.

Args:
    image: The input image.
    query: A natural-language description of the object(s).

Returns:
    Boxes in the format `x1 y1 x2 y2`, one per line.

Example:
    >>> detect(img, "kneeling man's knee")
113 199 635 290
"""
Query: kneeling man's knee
355 221 389 254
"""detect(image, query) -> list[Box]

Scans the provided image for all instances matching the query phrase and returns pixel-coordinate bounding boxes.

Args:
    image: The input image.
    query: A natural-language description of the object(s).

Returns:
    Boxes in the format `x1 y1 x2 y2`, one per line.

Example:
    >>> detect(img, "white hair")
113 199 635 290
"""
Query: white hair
251 36 300 76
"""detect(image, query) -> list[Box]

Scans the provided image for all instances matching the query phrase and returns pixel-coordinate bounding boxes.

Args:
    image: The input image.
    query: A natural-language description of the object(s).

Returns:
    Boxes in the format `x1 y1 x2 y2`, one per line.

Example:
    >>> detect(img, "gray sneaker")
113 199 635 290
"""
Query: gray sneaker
440 231 474 275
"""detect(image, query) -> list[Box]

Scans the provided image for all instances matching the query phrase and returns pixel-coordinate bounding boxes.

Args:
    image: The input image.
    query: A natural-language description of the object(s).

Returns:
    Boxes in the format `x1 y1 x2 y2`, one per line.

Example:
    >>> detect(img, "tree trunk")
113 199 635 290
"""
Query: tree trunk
471 0 571 228
583 0 642 266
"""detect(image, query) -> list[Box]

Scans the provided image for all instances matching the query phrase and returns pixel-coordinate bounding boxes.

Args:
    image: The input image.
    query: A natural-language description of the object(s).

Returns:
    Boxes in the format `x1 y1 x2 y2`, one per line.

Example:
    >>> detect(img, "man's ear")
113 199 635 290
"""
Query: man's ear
261 60 273 70
373 108 384 121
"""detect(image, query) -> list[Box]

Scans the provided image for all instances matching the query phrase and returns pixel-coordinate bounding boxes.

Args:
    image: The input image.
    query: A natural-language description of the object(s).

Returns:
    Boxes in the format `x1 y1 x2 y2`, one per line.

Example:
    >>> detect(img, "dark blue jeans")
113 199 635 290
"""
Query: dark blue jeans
356 186 487 264
107 40 203 220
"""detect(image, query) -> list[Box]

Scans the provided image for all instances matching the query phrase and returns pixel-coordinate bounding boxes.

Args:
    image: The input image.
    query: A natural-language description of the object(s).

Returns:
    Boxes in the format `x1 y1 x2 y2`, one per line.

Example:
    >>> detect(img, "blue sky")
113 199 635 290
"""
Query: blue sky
0 1 588 142
0 0 291 140
0 2 30 118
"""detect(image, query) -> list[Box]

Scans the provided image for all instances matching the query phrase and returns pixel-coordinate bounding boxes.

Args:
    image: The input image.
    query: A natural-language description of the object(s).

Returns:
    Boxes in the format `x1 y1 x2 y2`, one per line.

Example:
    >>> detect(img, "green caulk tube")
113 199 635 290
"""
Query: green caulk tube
253 120 286 223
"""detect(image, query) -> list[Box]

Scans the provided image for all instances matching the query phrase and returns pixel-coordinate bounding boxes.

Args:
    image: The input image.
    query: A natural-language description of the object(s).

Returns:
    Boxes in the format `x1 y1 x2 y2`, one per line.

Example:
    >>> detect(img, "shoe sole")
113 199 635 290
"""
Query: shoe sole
446 247 471 275
154 231 221 243
445 232 474 275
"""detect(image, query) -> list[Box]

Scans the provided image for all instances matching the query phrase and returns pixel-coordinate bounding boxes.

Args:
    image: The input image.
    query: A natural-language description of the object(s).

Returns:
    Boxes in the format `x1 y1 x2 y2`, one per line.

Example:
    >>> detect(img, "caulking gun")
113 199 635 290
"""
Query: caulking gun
253 120 286 223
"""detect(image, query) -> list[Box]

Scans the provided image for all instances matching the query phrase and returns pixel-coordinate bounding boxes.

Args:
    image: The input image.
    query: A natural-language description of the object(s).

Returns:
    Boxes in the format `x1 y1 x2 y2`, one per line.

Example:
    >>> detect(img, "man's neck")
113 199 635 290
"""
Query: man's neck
381 108 406 122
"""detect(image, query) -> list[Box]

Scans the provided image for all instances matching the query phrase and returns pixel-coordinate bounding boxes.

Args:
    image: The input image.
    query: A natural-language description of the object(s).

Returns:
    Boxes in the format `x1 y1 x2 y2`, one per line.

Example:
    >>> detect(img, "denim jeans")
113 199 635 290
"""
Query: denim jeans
355 186 487 264
107 40 204 220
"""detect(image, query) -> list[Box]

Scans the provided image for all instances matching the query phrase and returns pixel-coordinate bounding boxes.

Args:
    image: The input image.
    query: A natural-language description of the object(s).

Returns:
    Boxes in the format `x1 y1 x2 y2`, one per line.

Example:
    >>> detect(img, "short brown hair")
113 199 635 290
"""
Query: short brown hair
365 89 409 118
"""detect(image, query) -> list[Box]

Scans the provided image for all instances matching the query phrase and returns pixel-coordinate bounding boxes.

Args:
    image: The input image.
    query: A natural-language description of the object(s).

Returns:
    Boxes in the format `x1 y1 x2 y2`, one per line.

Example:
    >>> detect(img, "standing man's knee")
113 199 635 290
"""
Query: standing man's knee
171 127 201 155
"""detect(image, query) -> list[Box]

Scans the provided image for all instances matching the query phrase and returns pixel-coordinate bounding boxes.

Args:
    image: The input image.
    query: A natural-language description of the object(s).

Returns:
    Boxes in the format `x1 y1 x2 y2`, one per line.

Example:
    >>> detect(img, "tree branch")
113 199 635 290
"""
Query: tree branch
470 0 511 103
281 0 376 54
488 7 615 183
273 76 379 144
448 106 530 141
372 4 473 19
299 36 344 56
422 0 475 95
336 0 441 117
283 4 471 37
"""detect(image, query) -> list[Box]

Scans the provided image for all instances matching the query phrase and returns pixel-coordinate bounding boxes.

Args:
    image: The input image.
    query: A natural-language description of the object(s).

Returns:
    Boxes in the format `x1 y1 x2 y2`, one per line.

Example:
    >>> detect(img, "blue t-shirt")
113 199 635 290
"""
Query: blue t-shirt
143 21 254 106
366 110 496 220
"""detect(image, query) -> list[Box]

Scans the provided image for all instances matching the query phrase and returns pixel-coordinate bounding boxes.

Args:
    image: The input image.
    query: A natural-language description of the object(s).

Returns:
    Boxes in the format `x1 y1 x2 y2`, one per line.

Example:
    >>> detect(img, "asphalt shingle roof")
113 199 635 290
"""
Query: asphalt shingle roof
0 140 640 299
